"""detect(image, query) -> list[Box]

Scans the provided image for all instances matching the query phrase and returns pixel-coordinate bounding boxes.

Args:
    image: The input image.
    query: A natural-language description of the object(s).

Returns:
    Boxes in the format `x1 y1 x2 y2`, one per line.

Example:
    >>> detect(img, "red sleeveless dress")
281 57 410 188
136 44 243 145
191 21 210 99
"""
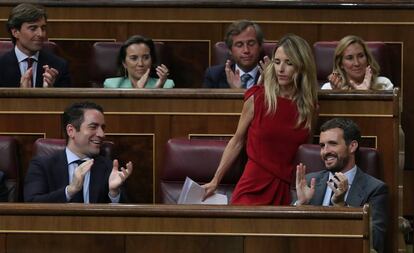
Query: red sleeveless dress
231 86 309 205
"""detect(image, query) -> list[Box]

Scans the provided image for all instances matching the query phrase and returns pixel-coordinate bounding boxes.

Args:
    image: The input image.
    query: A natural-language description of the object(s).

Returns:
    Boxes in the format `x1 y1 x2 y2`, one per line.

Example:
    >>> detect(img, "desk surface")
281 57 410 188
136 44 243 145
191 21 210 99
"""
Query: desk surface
0 0 413 8
0 203 368 236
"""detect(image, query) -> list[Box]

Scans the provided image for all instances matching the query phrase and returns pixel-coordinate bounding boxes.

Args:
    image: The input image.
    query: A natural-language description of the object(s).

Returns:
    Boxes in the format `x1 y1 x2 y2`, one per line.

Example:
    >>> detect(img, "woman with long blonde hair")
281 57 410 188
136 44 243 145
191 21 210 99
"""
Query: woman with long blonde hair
322 35 393 90
203 34 318 205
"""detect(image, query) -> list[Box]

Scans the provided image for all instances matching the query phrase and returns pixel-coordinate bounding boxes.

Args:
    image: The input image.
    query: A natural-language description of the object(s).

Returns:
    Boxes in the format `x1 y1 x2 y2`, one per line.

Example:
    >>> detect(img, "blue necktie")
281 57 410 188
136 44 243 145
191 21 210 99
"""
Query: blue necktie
241 73 252 88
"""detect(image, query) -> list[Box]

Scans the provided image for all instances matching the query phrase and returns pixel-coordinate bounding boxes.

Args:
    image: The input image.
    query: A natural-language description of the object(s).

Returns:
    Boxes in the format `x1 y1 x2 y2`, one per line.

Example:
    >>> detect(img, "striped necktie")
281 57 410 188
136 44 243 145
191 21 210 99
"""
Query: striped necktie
241 73 252 88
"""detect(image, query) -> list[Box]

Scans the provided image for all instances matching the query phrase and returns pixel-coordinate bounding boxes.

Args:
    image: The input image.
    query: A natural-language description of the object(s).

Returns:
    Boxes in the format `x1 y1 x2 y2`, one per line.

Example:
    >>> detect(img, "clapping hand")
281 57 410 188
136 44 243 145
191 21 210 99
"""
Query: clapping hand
295 163 316 205
225 60 242 88
327 172 348 206
108 159 133 197
154 64 170 88
349 66 372 90
257 56 271 85
327 71 344 90
42 65 59 87
20 67 33 88
67 159 94 198
133 68 150 88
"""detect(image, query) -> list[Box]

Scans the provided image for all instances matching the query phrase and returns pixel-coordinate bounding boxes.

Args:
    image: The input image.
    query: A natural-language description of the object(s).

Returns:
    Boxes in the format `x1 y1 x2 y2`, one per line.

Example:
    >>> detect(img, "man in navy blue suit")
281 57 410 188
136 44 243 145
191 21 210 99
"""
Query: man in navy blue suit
0 3 71 87
203 20 265 89
24 102 133 203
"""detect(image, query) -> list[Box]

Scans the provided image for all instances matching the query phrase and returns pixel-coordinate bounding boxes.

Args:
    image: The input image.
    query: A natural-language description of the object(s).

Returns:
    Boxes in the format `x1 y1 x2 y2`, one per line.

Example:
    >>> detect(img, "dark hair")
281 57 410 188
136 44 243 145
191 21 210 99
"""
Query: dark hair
62 102 104 140
118 35 157 77
6 3 47 44
224 20 264 49
320 118 361 146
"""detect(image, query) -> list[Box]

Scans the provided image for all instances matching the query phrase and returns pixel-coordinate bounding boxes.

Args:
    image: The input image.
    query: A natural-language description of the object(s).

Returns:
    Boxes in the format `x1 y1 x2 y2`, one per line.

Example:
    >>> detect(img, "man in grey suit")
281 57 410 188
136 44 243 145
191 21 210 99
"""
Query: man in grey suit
295 118 388 253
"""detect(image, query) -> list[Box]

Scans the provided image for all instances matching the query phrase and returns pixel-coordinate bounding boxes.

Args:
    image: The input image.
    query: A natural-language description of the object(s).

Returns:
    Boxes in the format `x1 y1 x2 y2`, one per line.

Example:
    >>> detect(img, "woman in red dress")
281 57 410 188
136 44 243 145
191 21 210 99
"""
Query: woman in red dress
203 34 318 205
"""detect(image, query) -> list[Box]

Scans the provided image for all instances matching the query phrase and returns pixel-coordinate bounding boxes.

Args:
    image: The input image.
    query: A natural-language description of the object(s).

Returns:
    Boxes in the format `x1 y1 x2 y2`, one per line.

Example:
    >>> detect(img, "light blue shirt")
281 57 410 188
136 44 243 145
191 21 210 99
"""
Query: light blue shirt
15 46 39 87
104 77 175 89
322 165 357 206
64 147 120 203
235 64 259 89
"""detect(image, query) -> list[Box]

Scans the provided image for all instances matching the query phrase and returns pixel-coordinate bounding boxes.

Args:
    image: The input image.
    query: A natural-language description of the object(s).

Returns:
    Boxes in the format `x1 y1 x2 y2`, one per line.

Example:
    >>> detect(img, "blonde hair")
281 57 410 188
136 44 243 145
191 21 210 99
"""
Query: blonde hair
333 35 384 90
263 34 318 130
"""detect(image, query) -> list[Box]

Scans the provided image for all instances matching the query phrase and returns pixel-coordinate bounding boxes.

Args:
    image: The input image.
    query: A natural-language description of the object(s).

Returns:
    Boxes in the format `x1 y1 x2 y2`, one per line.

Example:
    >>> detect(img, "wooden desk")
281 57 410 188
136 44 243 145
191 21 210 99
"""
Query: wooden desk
0 203 370 253
0 88 401 252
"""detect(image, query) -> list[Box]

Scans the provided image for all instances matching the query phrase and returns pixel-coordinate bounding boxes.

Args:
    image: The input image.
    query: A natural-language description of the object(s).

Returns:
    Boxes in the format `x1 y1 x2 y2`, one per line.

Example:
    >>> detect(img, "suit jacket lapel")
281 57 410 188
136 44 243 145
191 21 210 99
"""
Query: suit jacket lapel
9 51 22 86
345 167 366 206
35 50 44 87
310 171 329 205
54 151 70 188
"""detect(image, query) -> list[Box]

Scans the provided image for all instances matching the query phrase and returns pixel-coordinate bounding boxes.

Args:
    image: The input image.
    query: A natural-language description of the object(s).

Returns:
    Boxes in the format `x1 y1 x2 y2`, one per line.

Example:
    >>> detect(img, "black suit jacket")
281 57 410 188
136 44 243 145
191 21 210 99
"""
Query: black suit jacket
24 150 126 203
203 64 259 88
304 168 388 253
0 49 71 87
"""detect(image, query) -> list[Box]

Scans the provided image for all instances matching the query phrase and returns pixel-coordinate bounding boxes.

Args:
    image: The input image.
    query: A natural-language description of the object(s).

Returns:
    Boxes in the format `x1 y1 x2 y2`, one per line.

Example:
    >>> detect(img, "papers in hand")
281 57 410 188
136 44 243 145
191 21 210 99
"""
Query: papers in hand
177 177 228 205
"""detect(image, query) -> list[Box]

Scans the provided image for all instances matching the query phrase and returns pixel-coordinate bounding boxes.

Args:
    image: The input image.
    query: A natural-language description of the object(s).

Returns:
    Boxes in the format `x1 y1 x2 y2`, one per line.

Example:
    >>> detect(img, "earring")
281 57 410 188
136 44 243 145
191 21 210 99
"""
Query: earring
124 68 128 78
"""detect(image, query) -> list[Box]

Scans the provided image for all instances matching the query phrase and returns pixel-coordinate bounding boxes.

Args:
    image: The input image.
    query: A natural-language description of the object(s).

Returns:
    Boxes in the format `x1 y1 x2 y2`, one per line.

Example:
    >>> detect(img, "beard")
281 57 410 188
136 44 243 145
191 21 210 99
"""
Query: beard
323 153 350 173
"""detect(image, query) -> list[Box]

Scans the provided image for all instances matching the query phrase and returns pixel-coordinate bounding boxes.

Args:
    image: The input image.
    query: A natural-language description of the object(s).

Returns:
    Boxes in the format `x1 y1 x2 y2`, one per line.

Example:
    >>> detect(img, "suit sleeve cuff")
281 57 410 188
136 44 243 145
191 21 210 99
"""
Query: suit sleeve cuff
108 192 120 203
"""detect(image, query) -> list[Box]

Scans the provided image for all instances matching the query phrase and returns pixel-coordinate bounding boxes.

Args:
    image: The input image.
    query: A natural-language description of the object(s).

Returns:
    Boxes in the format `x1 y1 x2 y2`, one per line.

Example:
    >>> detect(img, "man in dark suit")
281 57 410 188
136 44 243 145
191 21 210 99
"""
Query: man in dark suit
295 118 388 253
203 20 265 89
0 3 71 88
24 102 133 203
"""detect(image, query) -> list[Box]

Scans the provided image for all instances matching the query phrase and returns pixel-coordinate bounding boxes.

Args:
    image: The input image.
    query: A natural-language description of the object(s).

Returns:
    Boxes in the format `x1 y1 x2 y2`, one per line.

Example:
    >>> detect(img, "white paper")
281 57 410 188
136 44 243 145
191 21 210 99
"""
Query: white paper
177 177 228 205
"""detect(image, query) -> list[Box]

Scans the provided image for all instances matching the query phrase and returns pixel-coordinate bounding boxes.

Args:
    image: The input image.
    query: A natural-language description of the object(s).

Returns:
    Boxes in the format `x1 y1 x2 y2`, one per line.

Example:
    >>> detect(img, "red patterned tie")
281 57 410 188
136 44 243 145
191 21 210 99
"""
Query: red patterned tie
26 57 33 70
25 58 34 87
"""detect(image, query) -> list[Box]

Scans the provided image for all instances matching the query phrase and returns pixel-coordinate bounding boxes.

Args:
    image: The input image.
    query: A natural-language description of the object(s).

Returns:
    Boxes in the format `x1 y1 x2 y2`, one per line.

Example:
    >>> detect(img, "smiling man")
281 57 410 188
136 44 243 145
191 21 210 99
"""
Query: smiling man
0 3 71 87
24 102 133 203
203 20 265 89
294 118 388 253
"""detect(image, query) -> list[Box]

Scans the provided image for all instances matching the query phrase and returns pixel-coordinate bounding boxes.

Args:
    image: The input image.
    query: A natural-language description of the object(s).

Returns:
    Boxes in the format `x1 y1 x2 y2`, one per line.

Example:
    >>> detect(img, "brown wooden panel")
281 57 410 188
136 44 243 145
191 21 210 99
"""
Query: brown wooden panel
53 40 111 87
171 115 240 138
0 234 5 253
162 41 209 88
244 237 363 253
7 234 124 253
0 203 370 253
126 235 243 253
105 134 154 203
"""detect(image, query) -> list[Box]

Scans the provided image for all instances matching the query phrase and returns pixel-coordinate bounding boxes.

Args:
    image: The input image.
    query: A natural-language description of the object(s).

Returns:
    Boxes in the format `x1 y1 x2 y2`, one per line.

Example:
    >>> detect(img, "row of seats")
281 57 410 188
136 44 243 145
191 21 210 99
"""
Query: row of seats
0 40 398 86
0 136 380 203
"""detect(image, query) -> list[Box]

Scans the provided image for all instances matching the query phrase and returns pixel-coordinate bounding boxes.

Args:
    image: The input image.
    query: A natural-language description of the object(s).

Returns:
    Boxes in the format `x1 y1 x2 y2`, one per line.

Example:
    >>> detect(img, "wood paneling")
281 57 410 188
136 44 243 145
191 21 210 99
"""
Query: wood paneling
126 235 244 253
7 234 125 253
0 203 370 253
105 134 154 203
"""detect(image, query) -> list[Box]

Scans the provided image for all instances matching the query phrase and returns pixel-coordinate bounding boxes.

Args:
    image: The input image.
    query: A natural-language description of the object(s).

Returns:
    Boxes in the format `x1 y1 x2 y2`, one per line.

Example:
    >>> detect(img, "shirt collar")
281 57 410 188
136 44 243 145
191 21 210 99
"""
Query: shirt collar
14 46 39 63
65 147 90 165
235 64 259 79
